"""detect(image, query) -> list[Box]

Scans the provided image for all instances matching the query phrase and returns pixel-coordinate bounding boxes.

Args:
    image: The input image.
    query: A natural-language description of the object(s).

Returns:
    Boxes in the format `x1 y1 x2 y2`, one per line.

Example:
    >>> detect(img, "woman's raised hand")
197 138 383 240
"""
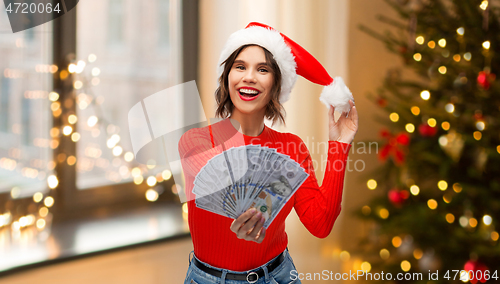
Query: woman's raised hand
230 208 266 244
328 100 358 144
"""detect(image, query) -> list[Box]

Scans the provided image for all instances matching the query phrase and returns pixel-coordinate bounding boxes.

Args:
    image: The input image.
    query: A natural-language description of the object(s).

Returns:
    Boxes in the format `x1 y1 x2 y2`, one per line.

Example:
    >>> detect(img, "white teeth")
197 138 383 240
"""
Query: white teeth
239 88 259 95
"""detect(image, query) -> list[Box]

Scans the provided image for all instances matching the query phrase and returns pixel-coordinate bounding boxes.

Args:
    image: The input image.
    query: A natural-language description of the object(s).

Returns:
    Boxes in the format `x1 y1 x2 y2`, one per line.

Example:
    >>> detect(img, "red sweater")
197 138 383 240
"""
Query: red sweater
178 118 351 271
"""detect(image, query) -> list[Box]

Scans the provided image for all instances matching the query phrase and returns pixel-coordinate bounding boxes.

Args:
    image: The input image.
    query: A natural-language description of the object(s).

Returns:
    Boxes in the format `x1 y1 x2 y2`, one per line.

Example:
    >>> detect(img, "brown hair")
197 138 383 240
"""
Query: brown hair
214 44 285 126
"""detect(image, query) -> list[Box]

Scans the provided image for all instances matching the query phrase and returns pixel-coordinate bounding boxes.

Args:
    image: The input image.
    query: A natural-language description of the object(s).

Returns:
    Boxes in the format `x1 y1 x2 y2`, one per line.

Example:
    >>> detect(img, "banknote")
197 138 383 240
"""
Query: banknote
192 145 309 227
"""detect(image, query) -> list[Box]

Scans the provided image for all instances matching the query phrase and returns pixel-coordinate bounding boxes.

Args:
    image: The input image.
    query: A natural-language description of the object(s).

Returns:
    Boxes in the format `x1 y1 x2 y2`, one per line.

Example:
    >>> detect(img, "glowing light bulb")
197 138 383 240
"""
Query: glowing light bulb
44 196 54 207
480 0 488 10
446 213 455 223
88 116 98 127
145 189 159 202
146 176 157 187
124 152 134 162
416 36 425 45
33 192 43 203
445 103 454 113
401 260 411 272
413 249 423 259
438 39 446 47
63 126 73 136
437 180 448 190
483 215 492 225
405 123 415 133
379 208 389 219
476 121 485 131
339 251 350 262
380 249 390 260
427 199 437 209
92 67 100 76
483 41 490 49
411 106 420 115
49 92 59 101
68 114 78 124
392 236 402 247
427 118 437 127
75 60 86 74
47 175 58 189
420 90 430 100
361 262 371 272
410 185 419 195
390 113 399 122
367 179 377 190
162 170 172 180
112 146 123 156
68 63 76 73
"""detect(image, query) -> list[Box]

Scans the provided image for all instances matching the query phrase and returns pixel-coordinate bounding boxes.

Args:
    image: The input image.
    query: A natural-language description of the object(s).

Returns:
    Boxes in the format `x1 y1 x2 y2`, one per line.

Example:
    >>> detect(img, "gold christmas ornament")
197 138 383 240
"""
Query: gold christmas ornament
438 130 464 162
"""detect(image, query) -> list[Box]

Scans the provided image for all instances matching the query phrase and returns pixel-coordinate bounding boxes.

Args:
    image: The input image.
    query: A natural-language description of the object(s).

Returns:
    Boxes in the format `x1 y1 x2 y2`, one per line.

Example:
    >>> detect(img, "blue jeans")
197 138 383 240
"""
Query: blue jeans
184 248 302 284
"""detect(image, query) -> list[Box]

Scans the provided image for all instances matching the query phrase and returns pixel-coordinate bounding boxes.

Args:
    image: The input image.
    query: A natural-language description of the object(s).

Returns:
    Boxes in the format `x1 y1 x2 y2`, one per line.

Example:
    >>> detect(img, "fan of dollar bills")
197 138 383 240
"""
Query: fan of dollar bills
192 145 309 228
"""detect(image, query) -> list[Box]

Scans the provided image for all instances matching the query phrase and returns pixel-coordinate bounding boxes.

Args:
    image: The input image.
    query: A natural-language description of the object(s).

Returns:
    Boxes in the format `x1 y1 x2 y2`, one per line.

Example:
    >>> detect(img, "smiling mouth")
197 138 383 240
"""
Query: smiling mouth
238 88 260 98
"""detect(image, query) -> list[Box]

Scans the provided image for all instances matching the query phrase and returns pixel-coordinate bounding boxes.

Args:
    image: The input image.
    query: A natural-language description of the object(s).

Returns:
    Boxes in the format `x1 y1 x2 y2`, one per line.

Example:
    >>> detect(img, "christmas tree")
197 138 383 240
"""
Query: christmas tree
355 0 500 283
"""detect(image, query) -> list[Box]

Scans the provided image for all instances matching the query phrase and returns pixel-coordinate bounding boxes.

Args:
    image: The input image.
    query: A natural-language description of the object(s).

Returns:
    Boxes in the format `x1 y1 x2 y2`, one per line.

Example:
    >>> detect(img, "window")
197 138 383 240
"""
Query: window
75 0 182 191
0 77 10 131
107 0 124 45
0 10 53 198
158 0 170 50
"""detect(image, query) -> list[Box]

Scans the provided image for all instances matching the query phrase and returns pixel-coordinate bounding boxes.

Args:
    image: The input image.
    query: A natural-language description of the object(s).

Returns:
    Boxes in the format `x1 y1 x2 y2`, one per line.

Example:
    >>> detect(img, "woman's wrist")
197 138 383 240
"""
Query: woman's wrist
329 139 352 145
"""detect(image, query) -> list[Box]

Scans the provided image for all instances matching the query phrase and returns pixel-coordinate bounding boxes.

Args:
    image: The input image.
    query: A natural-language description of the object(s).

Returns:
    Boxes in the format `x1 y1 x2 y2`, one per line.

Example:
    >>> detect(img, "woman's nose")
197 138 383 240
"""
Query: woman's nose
243 70 257 83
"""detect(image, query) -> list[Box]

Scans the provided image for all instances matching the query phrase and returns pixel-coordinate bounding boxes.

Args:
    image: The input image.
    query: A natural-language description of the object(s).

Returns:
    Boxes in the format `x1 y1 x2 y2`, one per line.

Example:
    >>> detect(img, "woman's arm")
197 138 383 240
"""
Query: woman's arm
293 99 357 238
293 138 352 238
178 127 220 179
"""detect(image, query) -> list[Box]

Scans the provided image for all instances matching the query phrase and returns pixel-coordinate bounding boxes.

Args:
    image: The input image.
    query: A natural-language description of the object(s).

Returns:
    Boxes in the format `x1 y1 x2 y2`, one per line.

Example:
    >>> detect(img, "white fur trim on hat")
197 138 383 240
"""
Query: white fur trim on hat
217 26 298 103
319 77 354 114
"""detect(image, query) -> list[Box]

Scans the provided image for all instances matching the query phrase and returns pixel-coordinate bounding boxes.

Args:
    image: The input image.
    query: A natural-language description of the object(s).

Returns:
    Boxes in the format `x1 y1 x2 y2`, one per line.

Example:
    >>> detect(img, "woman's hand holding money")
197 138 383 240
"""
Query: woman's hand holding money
230 208 266 243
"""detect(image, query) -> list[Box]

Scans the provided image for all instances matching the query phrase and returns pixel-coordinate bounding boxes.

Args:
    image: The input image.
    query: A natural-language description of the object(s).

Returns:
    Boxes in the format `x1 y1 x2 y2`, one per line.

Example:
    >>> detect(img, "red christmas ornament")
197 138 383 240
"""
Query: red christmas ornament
477 71 496 90
378 129 411 166
418 123 437 137
396 133 410 145
464 260 488 284
388 188 410 207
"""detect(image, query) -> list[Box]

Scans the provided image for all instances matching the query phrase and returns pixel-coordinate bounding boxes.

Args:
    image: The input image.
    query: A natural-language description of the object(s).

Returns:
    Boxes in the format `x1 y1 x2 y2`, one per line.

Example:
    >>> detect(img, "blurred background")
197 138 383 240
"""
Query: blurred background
1 0 499 283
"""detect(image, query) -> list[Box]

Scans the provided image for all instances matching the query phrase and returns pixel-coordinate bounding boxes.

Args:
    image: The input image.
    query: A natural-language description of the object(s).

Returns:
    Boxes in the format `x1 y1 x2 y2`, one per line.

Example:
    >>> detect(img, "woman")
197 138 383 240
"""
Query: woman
179 22 358 284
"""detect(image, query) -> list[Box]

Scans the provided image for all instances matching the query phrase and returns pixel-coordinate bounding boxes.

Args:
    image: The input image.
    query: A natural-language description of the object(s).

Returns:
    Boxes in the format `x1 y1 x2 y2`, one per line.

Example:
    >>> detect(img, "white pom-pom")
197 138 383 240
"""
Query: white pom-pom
319 76 354 114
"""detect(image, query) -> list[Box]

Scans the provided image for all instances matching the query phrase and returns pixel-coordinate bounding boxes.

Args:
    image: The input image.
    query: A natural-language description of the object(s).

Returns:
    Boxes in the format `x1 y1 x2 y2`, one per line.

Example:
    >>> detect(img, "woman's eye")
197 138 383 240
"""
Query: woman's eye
235 65 245 70
259 68 268 73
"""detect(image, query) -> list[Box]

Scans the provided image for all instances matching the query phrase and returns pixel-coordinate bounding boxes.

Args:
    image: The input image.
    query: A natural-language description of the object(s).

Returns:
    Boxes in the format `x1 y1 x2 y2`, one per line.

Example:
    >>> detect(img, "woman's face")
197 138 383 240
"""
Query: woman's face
228 45 274 117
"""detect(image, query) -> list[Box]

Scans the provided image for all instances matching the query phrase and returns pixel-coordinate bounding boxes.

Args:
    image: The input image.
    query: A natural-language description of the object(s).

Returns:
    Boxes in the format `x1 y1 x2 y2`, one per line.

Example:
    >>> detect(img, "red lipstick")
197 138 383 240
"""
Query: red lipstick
238 87 260 101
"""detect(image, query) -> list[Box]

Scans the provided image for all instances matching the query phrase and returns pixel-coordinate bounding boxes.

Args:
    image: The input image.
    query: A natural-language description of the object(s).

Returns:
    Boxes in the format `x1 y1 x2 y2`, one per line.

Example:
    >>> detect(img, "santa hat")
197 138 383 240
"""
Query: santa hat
217 22 354 114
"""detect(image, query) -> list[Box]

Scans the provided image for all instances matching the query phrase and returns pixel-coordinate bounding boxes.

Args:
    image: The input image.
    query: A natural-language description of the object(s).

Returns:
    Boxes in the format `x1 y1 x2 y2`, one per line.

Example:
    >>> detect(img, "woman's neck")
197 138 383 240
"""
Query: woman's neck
228 110 265 137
